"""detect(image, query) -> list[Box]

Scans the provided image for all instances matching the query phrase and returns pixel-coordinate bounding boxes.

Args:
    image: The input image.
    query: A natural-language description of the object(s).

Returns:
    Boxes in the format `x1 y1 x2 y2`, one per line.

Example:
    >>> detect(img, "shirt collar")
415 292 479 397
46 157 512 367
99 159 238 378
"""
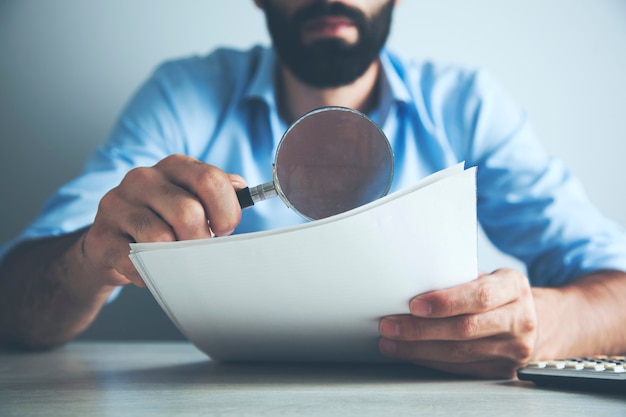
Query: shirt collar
242 47 277 107
379 48 412 106
241 46 413 118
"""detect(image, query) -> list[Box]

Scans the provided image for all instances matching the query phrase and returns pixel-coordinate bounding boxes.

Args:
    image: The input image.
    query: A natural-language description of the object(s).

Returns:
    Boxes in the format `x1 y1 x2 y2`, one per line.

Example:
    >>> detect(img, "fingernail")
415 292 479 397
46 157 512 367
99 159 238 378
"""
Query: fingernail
379 319 399 337
379 339 397 356
410 298 432 317
232 181 247 189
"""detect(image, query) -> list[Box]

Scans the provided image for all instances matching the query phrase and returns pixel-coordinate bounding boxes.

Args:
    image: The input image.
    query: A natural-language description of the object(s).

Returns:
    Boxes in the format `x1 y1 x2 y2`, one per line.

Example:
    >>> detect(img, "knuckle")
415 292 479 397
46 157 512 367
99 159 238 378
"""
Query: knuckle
509 268 529 283
177 198 208 227
98 189 122 212
518 277 532 296
476 283 495 310
156 154 187 169
457 316 480 339
195 166 230 192
508 340 534 363
124 166 153 184
517 310 537 334
85 223 106 245
501 267 531 295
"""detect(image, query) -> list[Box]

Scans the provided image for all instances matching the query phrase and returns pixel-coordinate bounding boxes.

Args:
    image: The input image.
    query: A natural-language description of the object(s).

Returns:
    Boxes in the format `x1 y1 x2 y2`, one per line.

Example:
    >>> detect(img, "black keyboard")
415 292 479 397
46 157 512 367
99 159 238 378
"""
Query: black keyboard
517 356 626 394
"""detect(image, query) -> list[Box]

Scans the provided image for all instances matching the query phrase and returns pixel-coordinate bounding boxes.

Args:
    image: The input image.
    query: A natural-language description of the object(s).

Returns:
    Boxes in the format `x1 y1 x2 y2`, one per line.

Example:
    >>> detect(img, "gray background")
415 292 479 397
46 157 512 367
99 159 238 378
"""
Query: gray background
1 0 625 340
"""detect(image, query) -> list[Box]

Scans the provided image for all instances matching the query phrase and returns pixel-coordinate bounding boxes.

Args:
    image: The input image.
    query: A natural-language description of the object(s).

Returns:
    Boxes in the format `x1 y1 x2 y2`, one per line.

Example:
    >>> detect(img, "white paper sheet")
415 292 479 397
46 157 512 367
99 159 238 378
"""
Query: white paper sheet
129 164 478 362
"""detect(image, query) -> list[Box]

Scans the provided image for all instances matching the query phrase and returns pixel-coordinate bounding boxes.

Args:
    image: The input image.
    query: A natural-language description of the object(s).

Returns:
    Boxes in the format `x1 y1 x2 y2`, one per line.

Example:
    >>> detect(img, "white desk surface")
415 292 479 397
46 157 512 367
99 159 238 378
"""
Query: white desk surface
0 342 623 416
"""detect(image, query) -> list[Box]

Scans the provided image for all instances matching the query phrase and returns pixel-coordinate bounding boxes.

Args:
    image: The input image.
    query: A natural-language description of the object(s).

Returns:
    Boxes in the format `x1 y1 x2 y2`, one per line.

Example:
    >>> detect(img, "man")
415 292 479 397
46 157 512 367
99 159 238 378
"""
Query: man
1 0 625 378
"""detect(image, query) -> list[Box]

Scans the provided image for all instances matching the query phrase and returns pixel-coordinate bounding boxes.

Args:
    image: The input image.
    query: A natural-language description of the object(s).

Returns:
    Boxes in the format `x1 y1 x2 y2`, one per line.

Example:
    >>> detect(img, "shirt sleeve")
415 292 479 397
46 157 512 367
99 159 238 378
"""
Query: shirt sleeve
459 70 626 286
0 63 186 263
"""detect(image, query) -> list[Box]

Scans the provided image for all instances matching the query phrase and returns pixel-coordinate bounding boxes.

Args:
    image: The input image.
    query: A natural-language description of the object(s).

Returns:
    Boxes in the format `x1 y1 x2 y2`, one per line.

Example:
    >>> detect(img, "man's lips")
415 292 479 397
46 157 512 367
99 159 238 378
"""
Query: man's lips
302 16 357 39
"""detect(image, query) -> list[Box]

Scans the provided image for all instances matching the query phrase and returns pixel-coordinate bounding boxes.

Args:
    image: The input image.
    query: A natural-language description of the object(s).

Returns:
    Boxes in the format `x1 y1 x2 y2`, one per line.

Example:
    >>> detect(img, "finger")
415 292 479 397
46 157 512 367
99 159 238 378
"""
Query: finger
97 234 146 288
411 358 521 379
409 269 530 318
99 185 180 243
381 300 530 341
378 336 532 368
111 242 146 288
155 155 242 236
118 166 213 240
91 191 175 285
228 173 247 189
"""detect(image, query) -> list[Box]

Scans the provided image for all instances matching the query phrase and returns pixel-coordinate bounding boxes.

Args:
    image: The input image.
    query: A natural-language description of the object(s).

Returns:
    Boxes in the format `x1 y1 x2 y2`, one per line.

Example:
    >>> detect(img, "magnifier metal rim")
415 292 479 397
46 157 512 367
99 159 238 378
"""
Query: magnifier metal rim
271 106 394 221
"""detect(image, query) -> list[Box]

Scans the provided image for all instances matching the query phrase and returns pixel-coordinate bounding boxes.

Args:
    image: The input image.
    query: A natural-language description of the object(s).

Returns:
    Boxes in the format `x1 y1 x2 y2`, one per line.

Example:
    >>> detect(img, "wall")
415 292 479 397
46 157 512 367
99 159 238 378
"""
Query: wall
1 0 624 339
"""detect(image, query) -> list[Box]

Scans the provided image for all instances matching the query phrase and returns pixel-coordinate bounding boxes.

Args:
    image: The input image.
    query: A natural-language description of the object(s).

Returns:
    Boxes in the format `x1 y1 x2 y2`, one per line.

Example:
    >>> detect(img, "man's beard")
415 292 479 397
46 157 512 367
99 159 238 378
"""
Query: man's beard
262 1 394 88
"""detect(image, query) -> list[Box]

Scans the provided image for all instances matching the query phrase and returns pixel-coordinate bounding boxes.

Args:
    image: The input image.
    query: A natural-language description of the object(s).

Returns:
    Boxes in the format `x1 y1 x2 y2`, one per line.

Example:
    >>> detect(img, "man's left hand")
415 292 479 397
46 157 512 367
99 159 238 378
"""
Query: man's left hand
378 268 537 378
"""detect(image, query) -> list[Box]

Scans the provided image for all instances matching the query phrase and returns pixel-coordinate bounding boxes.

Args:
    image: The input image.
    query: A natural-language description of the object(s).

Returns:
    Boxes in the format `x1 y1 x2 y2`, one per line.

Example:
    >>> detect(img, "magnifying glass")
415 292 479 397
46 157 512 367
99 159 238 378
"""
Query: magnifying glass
236 106 394 220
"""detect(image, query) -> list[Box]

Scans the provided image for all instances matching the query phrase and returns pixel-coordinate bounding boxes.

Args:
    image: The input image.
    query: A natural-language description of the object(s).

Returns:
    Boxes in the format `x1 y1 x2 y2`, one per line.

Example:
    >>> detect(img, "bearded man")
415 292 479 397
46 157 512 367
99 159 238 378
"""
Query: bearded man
2 1 626 378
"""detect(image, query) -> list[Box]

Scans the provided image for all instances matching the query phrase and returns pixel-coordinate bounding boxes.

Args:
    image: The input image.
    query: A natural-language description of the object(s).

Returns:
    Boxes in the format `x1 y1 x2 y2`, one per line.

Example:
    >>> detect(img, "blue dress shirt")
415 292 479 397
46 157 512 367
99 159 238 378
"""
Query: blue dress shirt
2 46 626 286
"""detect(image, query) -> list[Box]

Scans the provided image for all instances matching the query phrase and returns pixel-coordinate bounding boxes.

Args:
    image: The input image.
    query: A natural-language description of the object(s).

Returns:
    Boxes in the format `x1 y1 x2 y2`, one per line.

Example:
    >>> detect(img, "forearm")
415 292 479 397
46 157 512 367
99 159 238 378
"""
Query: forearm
532 270 626 359
0 230 115 350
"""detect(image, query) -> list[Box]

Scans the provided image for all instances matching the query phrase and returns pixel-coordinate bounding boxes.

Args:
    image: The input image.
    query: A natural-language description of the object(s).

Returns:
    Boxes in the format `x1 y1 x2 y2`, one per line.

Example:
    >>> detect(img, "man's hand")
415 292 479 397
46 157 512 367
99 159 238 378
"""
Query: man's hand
378 269 537 378
0 154 247 349
82 154 246 288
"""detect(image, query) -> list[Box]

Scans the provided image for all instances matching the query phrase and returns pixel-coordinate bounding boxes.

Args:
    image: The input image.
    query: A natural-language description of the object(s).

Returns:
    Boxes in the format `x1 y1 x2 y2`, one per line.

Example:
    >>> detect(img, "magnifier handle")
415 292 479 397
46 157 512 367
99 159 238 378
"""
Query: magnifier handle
236 182 277 209
236 187 255 209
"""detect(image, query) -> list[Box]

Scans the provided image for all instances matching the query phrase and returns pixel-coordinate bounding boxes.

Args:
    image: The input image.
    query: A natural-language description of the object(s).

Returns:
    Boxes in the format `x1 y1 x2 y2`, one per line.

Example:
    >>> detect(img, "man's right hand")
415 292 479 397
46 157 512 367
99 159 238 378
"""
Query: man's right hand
81 154 246 288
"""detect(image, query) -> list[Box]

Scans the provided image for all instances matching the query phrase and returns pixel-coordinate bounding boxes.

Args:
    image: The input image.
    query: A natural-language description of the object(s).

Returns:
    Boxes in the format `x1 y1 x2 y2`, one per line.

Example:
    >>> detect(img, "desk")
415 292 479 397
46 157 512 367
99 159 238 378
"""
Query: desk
0 342 623 416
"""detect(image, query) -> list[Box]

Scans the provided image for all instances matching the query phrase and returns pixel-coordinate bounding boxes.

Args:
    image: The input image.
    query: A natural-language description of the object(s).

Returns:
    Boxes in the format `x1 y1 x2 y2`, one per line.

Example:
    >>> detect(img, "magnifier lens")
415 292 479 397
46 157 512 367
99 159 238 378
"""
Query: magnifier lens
275 107 393 220
236 106 394 220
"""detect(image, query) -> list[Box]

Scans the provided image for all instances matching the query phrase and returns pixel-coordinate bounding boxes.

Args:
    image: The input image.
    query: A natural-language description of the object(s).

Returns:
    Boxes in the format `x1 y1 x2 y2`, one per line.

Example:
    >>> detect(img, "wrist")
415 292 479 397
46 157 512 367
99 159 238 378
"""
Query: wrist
532 271 626 359
0 230 118 349
531 286 570 359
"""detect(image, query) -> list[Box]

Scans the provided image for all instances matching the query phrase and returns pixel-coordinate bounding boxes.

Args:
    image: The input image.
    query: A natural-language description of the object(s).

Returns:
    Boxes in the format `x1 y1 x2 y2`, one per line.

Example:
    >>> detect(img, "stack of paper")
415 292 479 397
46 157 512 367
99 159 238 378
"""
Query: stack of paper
129 164 478 362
